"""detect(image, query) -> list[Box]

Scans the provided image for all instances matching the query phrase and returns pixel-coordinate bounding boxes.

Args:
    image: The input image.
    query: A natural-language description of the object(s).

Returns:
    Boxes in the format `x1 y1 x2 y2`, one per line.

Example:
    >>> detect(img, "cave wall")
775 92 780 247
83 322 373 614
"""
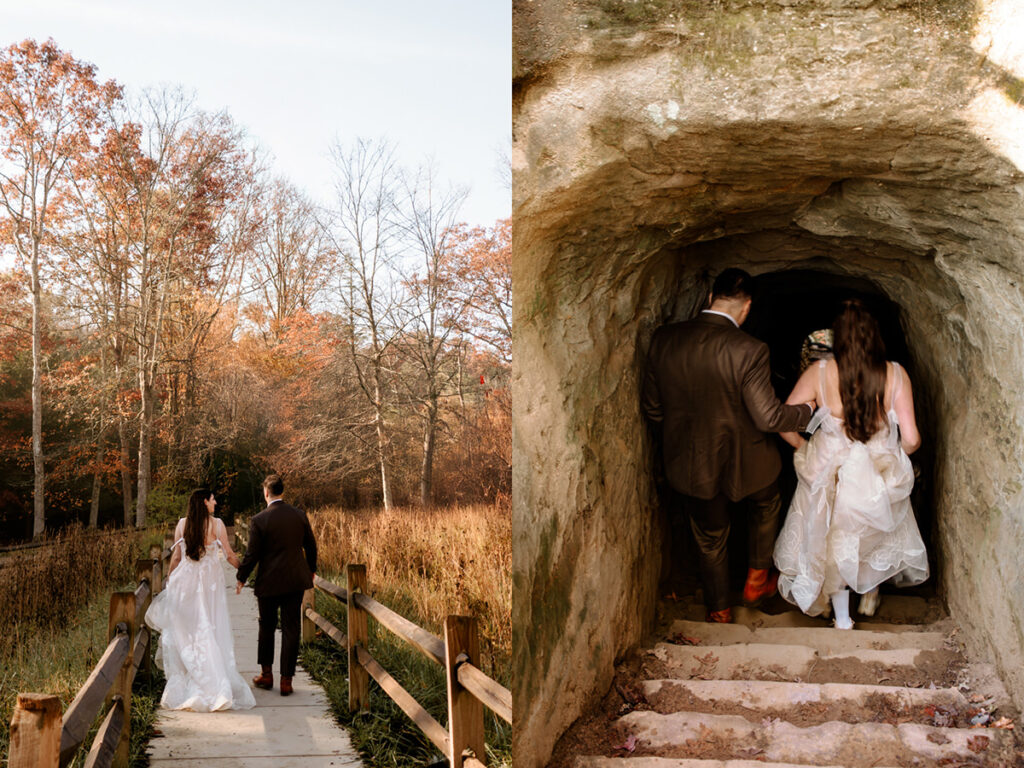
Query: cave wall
512 1 1024 766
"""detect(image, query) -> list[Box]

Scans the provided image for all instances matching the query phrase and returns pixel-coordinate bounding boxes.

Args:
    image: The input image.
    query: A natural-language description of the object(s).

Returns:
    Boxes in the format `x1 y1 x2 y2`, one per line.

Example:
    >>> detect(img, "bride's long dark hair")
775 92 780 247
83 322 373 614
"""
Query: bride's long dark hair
184 489 213 561
833 299 887 443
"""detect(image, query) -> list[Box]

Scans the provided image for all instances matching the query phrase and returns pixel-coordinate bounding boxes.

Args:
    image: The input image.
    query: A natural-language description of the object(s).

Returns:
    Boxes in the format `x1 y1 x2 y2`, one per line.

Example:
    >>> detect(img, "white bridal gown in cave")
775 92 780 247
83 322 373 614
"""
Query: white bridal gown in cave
775 361 929 617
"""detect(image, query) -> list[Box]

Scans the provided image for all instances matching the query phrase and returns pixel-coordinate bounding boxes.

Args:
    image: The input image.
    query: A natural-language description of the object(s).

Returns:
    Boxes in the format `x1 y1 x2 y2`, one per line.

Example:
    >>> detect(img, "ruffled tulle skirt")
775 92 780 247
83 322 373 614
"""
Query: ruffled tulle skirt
774 409 929 616
145 546 255 711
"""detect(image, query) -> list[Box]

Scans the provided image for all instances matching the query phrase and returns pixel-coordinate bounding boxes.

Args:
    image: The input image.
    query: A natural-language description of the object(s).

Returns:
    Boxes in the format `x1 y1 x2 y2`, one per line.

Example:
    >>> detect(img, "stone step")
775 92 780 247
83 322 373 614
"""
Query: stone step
616 710 1015 767
665 619 947 654
668 596 946 629
641 679 971 725
576 759 893 768
649 643 959 687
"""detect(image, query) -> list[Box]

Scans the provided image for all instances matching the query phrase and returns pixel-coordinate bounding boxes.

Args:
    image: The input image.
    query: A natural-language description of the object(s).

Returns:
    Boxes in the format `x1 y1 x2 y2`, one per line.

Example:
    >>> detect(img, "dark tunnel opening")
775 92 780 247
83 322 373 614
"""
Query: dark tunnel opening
657 267 938 610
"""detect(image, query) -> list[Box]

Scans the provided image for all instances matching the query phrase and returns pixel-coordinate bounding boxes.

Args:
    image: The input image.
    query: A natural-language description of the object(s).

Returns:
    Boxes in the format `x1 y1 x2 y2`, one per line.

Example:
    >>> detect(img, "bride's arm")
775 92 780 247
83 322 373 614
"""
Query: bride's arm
780 366 819 448
893 366 921 454
167 519 184 576
216 518 241 568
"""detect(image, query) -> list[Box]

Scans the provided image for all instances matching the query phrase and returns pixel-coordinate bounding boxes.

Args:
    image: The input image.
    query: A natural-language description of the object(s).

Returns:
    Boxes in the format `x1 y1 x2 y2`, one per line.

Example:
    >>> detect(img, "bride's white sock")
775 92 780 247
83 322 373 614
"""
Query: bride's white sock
831 589 853 630
859 586 880 617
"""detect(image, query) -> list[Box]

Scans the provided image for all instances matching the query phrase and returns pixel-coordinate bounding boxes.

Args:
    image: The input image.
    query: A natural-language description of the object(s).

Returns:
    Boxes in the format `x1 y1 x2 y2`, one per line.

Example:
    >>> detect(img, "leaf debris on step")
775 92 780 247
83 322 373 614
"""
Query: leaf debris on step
970 711 991 727
689 652 719 680
613 734 638 753
927 732 951 745
967 734 990 753
614 681 647 707
666 632 701 646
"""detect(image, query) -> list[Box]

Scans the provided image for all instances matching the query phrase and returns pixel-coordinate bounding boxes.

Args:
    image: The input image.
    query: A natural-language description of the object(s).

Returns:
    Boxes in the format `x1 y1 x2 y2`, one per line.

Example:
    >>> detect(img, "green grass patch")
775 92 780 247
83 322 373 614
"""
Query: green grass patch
0 586 165 767
0 524 167 767
300 574 511 768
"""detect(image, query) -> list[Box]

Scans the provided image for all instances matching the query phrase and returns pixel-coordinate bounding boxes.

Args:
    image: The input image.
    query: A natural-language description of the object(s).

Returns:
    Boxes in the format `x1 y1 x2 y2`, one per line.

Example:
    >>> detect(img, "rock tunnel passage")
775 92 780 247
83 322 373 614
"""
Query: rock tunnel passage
656 265 938 600
512 1 1024 764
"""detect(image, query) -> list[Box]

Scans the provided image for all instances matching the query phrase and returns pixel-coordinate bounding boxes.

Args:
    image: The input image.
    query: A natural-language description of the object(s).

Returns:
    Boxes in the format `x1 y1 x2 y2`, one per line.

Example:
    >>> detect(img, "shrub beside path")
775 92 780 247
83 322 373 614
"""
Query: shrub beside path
147 557 363 767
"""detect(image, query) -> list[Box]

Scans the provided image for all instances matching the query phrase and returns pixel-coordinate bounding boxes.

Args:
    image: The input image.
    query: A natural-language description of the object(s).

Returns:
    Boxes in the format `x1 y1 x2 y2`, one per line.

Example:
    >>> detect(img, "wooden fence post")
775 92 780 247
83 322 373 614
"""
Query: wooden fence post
135 559 155 679
346 564 369 712
108 591 136 768
301 588 316 643
444 616 485 768
8 693 61 768
149 544 163 593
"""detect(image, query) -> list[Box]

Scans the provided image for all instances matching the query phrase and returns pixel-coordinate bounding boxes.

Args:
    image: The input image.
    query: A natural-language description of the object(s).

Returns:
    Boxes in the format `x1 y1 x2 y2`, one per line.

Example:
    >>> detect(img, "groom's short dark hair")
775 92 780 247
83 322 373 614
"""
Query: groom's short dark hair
263 474 284 496
711 268 754 301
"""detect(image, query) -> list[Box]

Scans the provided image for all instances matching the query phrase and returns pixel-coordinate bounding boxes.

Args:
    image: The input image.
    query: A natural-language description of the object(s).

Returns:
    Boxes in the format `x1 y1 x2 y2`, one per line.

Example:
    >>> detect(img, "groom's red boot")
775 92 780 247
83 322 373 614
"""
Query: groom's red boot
253 666 273 690
279 676 293 696
743 568 778 608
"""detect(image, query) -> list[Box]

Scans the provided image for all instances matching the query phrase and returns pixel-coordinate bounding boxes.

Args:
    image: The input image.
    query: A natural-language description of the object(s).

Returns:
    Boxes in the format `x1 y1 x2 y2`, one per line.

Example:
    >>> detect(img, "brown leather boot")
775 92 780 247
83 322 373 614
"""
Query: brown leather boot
252 666 273 690
279 676 293 696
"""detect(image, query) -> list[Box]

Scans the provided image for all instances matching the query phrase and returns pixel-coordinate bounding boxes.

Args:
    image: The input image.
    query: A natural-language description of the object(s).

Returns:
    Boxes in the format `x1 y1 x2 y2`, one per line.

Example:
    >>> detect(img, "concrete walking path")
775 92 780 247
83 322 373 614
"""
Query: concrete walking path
147 557 363 767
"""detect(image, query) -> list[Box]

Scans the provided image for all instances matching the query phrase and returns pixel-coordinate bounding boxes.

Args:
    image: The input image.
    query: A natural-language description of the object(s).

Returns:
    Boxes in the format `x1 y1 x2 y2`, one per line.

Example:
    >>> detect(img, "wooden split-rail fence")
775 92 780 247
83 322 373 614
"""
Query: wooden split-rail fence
7 538 172 768
236 518 511 768
9 521 511 768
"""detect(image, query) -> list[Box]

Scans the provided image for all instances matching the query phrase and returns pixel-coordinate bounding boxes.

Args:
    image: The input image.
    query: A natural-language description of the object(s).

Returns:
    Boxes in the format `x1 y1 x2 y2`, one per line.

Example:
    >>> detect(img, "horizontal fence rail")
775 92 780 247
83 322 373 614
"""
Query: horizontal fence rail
309 565 512 768
8 541 170 768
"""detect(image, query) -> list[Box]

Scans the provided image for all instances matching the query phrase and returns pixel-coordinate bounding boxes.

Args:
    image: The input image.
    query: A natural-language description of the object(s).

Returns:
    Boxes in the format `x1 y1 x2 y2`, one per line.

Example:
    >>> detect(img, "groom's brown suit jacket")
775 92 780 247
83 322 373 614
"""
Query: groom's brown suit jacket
642 312 812 501
236 500 317 597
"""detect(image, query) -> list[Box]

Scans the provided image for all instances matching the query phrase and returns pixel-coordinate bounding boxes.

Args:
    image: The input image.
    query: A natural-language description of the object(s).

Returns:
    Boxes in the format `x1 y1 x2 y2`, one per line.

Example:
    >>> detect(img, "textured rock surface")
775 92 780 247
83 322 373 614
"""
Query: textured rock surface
512 1 1024 765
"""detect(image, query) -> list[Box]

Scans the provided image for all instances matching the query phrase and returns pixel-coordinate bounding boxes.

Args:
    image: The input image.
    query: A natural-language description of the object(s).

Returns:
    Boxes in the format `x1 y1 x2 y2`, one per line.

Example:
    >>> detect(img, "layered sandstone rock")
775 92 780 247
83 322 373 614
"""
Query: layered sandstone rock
512 1 1024 765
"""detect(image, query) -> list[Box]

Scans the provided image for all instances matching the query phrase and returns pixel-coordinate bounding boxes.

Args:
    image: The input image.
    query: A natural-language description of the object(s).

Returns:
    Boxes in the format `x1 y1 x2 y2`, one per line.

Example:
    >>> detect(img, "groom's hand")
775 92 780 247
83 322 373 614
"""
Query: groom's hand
236 581 244 594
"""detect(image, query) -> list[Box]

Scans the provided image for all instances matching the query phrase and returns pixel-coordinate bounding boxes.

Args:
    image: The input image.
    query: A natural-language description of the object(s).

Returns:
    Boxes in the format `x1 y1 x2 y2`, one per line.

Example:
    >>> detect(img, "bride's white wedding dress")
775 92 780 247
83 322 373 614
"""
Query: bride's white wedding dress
145 526 255 711
774 360 929 616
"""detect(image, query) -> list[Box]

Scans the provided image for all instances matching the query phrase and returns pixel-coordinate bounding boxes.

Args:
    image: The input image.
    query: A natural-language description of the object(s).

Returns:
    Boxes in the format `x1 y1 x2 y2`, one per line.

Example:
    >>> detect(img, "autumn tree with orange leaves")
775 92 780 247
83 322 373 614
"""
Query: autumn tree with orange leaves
0 39 510 540
0 38 120 537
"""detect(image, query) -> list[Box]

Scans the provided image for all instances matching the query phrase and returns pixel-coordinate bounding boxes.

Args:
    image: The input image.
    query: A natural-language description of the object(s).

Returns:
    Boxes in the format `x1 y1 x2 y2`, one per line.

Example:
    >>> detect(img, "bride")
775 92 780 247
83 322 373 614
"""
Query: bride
774 299 929 629
145 489 255 710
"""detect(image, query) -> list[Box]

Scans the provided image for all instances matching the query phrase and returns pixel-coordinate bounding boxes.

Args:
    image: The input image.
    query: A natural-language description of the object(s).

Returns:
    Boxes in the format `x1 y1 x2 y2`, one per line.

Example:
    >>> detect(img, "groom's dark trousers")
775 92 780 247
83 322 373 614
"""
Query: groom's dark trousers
237 500 318 677
642 311 811 612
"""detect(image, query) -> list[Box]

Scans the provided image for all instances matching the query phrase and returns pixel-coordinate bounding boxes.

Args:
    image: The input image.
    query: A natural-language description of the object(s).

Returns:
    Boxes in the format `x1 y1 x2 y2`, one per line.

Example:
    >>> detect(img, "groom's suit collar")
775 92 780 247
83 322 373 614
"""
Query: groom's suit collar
699 310 740 329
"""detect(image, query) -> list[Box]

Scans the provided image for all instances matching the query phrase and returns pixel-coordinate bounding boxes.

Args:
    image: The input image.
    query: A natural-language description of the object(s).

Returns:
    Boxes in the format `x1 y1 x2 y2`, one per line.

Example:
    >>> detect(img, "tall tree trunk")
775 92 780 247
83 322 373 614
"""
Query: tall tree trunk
374 378 393 510
89 437 103 527
420 394 438 507
30 242 45 539
117 415 133 527
136 374 153 528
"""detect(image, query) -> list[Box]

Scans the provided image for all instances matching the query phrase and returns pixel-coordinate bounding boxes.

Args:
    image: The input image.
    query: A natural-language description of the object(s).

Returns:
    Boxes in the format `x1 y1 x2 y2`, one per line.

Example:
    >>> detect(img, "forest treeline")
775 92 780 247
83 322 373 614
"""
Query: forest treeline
0 39 510 541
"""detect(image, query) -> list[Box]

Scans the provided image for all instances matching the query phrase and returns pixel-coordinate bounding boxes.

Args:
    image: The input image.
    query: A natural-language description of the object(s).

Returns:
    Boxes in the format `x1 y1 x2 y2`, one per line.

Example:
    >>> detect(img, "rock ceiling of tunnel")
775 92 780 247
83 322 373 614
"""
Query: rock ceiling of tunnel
513 0 1024 276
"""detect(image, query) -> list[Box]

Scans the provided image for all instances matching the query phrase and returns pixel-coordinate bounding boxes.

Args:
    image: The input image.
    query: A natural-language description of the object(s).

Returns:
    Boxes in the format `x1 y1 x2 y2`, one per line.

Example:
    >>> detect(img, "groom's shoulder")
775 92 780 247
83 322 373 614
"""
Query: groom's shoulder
262 501 307 518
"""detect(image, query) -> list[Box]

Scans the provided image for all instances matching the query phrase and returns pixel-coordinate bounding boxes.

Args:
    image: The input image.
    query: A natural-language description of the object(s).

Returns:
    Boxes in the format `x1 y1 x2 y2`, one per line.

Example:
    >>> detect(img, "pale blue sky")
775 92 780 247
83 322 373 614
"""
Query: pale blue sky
0 0 511 226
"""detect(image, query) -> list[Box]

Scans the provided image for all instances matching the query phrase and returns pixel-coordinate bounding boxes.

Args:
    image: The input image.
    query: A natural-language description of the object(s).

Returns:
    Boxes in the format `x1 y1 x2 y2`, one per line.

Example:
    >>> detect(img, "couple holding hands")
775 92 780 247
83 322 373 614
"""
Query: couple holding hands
145 473 318 711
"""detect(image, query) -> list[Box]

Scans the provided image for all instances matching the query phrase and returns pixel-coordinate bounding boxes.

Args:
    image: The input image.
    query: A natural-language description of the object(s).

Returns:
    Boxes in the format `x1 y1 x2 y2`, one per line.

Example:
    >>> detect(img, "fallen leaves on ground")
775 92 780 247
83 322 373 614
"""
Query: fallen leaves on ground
927 732 951 745
991 716 1014 730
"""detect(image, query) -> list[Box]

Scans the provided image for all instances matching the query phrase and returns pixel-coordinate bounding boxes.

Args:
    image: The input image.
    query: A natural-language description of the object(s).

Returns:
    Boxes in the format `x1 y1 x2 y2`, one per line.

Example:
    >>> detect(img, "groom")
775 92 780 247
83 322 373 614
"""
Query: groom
236 474 318 696
642 268 813 623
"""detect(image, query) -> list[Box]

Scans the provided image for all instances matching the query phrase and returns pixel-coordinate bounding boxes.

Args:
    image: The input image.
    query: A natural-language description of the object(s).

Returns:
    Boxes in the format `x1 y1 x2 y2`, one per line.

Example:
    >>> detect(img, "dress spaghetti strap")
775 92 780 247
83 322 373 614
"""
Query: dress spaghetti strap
817 359 829 411
890 362 903 405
